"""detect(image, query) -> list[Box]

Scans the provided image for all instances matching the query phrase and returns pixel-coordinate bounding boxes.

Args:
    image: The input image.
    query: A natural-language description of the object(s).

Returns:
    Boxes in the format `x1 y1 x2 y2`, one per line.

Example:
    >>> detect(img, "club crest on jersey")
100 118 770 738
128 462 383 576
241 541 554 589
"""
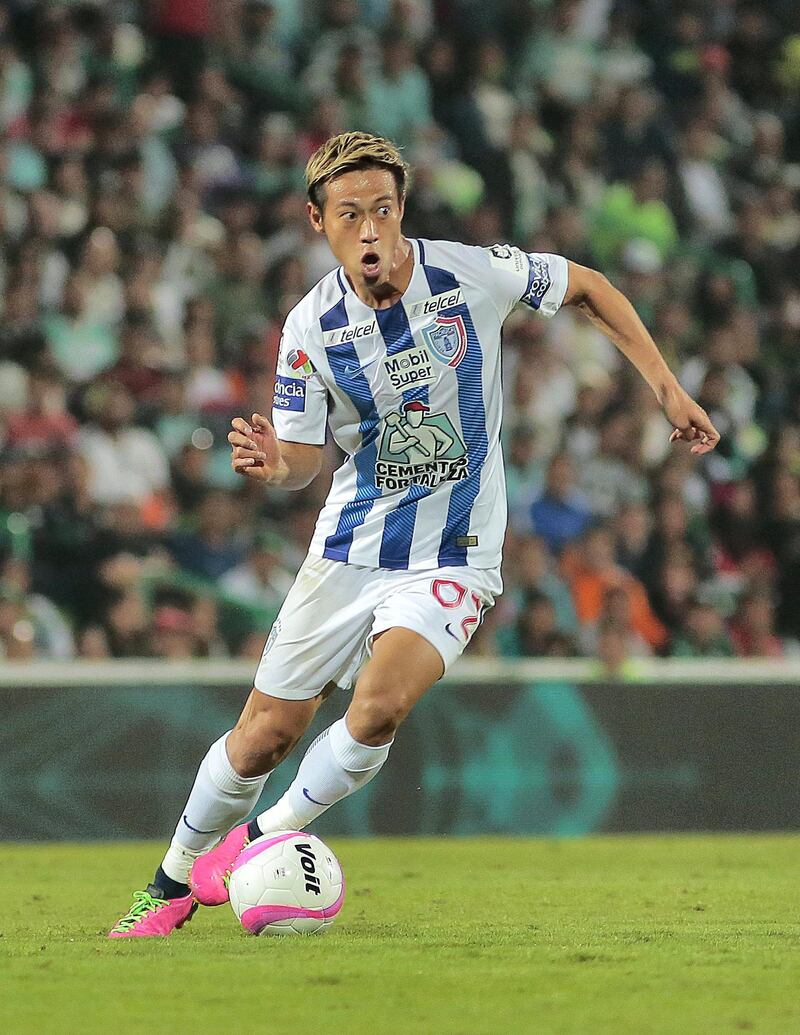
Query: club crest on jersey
421 314 467 368
288 348 315 378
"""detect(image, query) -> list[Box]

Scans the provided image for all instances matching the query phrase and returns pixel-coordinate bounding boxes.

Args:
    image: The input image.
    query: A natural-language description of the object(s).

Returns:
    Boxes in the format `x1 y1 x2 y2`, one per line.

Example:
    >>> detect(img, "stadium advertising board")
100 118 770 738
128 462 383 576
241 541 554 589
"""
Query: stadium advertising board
2 678 797 839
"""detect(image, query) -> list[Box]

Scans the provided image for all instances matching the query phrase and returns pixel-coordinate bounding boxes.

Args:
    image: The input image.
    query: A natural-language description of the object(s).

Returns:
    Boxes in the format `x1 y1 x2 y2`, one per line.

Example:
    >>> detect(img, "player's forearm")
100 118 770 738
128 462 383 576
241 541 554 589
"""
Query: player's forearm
269 441 322 490
567 265 680 405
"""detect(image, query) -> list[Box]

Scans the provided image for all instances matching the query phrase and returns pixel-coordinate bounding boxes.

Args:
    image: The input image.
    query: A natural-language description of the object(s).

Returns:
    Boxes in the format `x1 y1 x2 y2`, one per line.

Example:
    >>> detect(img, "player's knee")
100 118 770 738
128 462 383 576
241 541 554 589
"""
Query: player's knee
228 716 299 778
348 688 411 745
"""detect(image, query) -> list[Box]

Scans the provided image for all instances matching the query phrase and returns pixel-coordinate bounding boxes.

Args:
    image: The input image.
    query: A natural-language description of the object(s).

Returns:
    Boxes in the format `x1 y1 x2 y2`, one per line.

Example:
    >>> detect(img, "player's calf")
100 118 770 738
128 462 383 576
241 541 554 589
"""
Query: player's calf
248 715 394 843
184 694 320 906
246 628 443 841
226 713 304 778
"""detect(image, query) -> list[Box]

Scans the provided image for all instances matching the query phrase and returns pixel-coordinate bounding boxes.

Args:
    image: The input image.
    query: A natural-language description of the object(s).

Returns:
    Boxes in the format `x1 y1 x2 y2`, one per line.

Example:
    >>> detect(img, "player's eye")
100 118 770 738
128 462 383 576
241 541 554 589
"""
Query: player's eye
341 211 357 221
377 206 390 217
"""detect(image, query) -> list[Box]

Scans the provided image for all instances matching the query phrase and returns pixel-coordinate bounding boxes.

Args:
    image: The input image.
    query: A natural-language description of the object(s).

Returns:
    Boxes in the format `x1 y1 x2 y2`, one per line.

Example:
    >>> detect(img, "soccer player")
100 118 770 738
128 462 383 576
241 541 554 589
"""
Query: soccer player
109 132 719 936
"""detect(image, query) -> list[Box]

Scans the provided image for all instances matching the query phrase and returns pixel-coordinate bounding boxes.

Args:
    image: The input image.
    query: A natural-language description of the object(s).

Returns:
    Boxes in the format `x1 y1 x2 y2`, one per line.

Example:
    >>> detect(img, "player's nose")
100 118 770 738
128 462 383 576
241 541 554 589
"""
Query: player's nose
359 218 378 243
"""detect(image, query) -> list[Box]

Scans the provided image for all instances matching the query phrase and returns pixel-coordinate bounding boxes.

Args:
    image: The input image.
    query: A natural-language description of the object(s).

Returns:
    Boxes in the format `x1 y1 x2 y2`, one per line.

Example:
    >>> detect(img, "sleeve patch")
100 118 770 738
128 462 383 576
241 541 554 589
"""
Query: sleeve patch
273 375 306 412
522 254 552 310
487 243 527 275
287 347 316 377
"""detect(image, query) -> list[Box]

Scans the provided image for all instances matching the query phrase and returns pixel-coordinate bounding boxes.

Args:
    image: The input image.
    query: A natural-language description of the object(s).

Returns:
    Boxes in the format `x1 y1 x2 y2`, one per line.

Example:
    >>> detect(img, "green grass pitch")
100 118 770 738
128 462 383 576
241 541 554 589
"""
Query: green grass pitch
2 836 799 1034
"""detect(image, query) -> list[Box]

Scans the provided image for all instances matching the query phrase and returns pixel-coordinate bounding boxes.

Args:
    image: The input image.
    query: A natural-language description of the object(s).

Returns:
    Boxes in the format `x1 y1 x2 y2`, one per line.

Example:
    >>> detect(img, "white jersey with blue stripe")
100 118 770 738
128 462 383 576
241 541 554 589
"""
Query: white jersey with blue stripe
272 239 568 571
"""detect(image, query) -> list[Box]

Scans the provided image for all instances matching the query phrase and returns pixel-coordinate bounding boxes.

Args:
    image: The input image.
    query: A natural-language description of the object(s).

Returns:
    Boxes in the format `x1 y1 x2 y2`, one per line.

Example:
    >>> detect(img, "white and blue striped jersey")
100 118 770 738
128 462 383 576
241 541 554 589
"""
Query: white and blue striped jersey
272 239 568 571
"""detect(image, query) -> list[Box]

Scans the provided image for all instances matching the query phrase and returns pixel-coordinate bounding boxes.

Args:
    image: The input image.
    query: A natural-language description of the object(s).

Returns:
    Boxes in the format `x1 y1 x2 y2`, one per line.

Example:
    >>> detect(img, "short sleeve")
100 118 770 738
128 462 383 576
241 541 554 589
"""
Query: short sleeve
483 245 569 321
271 318 328 446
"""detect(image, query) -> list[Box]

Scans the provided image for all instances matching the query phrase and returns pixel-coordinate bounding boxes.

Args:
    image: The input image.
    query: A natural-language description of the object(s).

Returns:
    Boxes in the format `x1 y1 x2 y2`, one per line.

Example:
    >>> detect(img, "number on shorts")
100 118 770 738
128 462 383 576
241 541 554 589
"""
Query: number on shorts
431 579 467 608
432 582 485 643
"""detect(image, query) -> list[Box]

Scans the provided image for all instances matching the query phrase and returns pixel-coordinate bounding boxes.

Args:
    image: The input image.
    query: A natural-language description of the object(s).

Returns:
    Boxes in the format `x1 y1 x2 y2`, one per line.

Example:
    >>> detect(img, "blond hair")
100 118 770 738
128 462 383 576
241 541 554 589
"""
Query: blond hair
305 132 410 208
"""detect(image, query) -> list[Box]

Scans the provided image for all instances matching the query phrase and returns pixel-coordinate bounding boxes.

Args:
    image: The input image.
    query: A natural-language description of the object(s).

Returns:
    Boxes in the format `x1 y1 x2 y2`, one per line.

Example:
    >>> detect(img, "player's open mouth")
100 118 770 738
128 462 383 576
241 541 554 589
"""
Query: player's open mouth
360 252 381 278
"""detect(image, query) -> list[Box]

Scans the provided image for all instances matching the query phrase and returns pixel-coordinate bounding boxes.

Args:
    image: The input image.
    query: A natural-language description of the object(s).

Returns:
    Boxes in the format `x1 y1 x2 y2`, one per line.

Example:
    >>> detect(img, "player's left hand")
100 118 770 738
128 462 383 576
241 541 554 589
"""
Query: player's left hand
662 386 720 455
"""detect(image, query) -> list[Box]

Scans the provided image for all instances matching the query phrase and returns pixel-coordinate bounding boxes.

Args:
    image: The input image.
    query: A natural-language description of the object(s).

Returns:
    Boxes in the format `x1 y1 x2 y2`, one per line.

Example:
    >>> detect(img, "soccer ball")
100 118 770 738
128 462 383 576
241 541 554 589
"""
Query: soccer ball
228 831 345 936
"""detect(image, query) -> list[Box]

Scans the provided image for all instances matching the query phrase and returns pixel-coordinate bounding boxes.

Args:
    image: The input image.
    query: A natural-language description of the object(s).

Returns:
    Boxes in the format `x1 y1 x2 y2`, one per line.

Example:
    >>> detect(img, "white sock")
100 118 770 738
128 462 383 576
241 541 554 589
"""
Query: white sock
160 732 269 884
254 717 392 834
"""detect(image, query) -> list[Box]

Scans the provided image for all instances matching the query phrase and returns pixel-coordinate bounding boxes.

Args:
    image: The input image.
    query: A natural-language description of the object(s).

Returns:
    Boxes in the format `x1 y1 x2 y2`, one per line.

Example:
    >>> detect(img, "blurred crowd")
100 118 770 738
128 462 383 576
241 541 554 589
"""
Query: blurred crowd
2 0 800 668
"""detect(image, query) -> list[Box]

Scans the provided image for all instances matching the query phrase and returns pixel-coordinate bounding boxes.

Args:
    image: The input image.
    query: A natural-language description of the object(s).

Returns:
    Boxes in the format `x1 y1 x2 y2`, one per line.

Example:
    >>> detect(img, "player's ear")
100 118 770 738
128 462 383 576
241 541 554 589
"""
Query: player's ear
307 201 325 235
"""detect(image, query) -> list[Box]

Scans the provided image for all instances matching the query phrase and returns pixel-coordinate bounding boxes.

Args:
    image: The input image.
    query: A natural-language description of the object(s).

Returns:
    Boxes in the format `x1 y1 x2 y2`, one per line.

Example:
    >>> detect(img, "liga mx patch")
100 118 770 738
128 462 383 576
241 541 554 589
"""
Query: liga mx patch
288 348 315 377
273 375 306 412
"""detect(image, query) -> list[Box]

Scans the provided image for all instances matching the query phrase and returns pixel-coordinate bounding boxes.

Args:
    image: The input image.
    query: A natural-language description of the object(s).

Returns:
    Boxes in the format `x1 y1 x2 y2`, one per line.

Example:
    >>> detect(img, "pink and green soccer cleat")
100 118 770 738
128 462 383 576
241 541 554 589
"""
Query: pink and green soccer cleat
108 885 197 938
189 823 250 906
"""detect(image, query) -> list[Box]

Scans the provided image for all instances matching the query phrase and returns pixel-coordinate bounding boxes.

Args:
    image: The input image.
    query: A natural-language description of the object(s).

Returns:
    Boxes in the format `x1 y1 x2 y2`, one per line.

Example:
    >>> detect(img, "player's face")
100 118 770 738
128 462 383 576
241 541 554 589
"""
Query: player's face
309 168 405 294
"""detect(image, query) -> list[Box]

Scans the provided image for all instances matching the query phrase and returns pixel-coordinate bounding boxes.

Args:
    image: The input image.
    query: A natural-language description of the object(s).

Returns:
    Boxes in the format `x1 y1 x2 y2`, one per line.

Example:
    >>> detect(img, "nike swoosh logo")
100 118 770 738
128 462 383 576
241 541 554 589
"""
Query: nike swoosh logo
183 814 220 835
444 623 461 642
303 788 332 806
343 356 381 376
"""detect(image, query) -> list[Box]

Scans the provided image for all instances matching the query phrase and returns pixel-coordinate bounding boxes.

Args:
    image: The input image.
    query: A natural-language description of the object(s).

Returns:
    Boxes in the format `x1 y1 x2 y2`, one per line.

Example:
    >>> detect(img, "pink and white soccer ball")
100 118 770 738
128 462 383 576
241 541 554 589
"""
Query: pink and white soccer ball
228 831 345 935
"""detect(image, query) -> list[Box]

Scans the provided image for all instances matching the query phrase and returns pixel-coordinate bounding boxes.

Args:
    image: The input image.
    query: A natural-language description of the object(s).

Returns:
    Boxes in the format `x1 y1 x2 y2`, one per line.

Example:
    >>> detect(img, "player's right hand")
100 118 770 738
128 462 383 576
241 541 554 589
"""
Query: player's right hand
228 412 286 482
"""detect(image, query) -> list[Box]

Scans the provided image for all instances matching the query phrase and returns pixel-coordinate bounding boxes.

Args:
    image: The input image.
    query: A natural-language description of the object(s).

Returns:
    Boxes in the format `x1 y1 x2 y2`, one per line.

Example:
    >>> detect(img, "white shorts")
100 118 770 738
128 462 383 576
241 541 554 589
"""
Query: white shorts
253 555 502 701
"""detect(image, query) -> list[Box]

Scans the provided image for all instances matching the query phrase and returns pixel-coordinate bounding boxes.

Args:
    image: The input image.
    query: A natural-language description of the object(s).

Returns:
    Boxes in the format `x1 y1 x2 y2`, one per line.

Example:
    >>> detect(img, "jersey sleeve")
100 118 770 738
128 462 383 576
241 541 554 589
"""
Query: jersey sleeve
271 316 328 446
482 245 569 321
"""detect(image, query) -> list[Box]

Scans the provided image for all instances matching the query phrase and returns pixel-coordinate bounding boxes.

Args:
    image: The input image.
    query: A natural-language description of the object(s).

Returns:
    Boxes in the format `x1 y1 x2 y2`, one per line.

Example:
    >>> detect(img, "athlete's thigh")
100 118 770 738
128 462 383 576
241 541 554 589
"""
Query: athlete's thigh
369 566 503 676
348 568 503 732
254 555 379 700
350 626 445 733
